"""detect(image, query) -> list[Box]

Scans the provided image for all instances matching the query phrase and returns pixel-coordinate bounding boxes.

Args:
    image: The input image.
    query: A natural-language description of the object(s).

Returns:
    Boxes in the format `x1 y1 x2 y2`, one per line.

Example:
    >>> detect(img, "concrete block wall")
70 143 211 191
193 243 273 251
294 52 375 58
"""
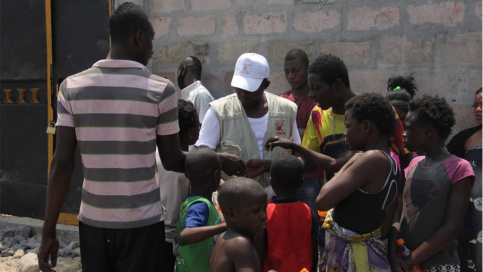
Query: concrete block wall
116 0 482 135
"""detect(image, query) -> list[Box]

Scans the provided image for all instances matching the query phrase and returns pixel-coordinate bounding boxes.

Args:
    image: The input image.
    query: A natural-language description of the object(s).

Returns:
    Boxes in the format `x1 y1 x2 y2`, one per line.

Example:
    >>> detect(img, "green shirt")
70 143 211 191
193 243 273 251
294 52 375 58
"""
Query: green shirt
174 196 221 272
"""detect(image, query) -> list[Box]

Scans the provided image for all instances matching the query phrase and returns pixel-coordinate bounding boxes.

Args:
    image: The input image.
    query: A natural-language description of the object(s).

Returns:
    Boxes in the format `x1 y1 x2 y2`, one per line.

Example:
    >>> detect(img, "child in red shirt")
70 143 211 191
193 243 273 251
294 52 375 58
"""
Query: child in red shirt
262 155 318 272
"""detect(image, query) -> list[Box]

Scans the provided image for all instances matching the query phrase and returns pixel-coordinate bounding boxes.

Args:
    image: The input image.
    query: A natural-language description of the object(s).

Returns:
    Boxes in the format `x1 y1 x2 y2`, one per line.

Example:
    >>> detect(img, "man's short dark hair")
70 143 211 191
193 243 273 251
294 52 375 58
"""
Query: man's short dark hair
284 49 309 67
270 156 303 190
345 93 395 137
109 2 152 43
308 54 350 89
409 95 455 140
178 99 199 137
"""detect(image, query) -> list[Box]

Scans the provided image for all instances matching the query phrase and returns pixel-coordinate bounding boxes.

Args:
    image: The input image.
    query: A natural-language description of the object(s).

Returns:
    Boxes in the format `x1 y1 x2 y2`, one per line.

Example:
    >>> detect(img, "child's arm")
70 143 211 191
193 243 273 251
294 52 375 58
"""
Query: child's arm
178 201 227 246
388 200 411 272
178 223 227 246
265 136 353 173
403 177 472 268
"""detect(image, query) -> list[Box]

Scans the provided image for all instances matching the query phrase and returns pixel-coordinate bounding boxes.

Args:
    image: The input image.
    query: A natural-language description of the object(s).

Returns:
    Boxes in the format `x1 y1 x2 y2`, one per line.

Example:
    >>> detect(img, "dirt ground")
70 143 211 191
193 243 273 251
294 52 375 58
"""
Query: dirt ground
0 255 81 272
0 255 18 272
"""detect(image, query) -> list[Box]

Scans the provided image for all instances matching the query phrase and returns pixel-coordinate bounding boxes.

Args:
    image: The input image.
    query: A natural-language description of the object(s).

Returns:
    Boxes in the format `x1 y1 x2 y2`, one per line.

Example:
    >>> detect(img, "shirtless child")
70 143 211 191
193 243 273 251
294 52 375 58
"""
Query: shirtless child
210 177 268 272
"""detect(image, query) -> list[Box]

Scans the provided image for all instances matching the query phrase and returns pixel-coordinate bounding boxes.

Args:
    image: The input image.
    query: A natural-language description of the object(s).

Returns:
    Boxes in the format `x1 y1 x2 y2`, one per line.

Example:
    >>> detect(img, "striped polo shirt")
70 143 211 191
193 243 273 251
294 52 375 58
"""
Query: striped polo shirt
56 59 179 229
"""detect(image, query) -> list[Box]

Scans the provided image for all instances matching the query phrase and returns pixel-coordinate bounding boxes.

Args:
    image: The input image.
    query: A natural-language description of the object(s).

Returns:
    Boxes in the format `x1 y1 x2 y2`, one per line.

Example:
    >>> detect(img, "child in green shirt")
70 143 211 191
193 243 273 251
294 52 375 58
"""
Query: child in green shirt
174 146 227 272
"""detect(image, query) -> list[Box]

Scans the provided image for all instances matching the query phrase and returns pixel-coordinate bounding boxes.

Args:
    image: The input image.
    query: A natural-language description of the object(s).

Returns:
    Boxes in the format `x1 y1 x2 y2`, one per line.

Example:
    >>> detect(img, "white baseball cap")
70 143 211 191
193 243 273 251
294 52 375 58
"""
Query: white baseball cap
231 53 270 92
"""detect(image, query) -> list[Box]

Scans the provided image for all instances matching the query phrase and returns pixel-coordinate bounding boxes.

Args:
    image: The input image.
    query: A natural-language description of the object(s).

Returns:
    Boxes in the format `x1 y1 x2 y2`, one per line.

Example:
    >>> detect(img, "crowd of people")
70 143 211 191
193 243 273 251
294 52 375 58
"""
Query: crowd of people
37 3 481 272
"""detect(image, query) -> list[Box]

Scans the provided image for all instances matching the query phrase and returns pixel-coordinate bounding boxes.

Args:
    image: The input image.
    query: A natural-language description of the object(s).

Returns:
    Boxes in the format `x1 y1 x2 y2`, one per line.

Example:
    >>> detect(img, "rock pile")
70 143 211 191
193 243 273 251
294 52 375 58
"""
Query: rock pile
0 225 81 272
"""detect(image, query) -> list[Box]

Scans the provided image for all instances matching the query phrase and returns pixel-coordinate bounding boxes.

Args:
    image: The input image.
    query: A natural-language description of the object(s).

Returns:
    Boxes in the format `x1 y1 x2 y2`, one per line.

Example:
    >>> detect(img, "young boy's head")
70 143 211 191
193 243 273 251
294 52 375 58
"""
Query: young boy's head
269 155 304 196
404 95 455 151
185 146 221 192
218 177 267 237
178 99 200 148
308 54 351 110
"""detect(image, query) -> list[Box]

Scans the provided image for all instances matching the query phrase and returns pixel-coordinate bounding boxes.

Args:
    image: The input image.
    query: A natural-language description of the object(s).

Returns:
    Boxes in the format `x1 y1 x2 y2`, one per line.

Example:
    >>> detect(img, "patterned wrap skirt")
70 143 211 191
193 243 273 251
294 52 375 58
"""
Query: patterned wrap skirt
321 209 391 272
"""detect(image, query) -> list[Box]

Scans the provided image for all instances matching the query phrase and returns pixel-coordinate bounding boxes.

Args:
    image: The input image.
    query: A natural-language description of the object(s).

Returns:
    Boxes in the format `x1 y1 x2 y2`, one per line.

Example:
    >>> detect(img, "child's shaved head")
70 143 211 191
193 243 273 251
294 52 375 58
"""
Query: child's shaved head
218 177 267 212
185 146 221 184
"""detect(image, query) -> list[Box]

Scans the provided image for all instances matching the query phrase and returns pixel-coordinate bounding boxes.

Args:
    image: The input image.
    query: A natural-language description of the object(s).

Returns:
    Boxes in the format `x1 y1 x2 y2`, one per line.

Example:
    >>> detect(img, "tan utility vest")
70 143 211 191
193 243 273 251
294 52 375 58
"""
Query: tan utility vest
211 92 297 188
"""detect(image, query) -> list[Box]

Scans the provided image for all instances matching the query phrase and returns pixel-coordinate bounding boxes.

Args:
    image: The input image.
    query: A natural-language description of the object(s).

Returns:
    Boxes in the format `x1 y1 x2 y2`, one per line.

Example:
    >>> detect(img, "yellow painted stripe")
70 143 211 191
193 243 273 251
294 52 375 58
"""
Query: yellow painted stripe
58 212 79 226
45 0 53 175
108 0 112 49
45 0 111 175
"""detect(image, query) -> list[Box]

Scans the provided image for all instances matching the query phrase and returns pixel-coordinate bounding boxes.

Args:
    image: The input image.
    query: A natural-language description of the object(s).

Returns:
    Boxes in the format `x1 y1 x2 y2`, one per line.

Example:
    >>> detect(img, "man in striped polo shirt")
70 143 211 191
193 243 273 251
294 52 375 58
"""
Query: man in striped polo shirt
38 3 244 272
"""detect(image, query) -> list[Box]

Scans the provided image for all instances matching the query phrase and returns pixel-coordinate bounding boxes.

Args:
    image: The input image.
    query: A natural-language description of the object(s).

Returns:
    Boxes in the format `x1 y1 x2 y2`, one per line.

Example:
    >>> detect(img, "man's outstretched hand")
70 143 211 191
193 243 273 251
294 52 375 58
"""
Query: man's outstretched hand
218 153 246 176
245 159 271 178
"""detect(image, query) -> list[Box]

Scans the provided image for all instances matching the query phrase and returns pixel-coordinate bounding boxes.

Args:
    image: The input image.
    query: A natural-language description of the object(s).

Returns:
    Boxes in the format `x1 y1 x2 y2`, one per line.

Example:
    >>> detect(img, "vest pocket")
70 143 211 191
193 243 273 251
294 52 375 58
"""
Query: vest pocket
217 140 243 157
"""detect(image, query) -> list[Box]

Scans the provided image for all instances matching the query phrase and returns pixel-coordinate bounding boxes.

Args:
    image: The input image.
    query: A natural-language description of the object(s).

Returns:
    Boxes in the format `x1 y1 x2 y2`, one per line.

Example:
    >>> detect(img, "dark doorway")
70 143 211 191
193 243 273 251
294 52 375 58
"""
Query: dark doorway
0 0 110 220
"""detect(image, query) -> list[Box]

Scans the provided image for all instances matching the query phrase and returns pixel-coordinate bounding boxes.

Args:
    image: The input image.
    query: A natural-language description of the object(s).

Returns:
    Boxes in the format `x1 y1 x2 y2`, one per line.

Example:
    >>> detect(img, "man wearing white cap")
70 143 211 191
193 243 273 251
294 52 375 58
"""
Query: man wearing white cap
195 53 300 189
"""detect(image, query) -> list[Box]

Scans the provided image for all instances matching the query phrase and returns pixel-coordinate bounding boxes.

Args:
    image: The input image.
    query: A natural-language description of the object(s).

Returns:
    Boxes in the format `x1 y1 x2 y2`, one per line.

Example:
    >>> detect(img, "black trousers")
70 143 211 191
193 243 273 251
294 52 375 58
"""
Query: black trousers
79 221 166 272
164 241 176 272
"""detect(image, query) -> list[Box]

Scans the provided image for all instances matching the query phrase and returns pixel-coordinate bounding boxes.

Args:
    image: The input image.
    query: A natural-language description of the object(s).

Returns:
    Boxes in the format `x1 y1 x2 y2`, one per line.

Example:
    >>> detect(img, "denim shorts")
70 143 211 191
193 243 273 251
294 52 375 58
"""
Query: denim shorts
296 178 324 213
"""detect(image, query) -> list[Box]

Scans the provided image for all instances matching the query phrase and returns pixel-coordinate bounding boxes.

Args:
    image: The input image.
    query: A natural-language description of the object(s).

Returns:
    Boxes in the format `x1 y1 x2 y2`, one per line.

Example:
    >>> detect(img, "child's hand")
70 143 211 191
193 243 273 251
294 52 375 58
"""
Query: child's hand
264 136 293 151
218 222 227 232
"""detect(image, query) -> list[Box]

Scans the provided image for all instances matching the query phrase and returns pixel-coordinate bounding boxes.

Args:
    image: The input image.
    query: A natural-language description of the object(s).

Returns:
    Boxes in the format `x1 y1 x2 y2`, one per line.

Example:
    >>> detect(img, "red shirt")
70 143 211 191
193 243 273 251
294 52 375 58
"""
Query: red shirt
264 201 315 272
280 90 316 129
281 90 322 179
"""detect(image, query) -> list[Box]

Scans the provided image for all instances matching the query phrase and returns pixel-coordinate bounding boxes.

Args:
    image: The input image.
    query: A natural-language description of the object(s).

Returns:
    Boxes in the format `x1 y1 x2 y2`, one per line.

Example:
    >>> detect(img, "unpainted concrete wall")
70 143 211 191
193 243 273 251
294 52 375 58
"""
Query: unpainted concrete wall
116 0 482 135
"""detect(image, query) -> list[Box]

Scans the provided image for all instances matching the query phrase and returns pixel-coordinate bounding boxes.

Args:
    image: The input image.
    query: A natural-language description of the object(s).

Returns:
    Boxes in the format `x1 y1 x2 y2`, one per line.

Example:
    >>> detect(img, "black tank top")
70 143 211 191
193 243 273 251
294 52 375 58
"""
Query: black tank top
332 151 398 234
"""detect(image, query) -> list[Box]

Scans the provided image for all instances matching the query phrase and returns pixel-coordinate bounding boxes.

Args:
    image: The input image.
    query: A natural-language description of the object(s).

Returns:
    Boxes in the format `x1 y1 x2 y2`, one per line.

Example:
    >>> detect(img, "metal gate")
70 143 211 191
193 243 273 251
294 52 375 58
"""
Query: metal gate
0 0 110 222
